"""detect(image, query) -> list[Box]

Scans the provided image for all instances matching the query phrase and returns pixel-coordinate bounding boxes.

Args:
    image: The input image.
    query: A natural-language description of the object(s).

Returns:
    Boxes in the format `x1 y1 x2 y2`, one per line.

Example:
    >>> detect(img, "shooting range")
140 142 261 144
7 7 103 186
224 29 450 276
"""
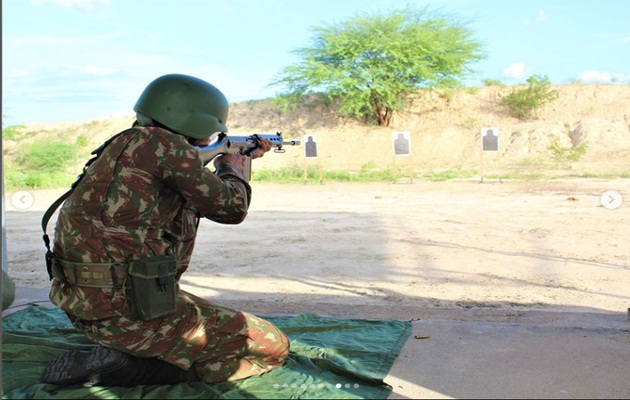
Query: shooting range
303 135 323 184
479 127 503 183
391 131 413 183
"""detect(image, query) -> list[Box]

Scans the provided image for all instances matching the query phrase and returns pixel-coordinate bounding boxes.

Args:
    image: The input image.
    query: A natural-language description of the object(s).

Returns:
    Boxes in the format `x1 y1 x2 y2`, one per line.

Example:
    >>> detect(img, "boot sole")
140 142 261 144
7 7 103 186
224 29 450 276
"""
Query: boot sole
41 346 132 386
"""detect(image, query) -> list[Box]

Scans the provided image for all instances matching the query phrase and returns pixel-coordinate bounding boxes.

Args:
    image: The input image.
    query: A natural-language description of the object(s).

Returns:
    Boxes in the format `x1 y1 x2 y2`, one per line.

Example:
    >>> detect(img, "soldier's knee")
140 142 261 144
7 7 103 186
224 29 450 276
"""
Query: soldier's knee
261 329 290 369
276 334 291 364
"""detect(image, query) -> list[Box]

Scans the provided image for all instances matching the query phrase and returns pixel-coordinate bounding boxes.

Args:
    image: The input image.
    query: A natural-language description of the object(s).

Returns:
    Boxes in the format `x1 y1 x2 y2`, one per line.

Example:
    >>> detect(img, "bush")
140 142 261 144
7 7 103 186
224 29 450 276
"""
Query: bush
482 79 504 86
548 138 588 164
500 75 557 120
16 142 78 172
5 141 80 189
76 134 89 148
2 125 27 140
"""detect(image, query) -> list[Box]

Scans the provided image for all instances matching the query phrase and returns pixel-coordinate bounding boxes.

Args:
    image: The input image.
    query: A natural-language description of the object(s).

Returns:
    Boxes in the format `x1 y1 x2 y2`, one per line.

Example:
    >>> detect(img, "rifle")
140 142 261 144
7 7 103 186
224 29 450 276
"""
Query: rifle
195 132 301 181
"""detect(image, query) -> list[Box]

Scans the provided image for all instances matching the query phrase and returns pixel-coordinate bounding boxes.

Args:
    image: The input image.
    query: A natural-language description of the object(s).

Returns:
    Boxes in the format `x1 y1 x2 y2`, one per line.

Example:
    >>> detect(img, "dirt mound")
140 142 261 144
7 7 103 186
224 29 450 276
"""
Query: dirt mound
7 84 630 177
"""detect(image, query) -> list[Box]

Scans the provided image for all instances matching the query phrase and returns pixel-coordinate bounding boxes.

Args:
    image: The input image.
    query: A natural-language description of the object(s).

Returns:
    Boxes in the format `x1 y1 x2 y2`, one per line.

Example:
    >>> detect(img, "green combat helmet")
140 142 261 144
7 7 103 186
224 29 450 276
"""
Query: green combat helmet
134 73 229 139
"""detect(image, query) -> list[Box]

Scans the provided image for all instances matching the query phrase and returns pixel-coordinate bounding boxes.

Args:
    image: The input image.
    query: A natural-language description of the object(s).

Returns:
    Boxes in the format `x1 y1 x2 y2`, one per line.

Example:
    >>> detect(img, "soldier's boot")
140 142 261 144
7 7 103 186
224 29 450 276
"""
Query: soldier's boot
41 345 199 387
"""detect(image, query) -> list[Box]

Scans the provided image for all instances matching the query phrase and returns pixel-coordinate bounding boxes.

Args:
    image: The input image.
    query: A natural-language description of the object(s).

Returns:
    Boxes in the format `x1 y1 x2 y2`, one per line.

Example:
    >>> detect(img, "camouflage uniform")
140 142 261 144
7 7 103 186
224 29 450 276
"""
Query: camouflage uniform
49 126 289 382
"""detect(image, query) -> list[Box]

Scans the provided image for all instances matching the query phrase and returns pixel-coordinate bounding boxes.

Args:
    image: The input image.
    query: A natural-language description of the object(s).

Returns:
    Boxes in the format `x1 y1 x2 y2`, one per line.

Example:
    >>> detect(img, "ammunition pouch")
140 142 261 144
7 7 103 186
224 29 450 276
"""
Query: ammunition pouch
127 256 178 321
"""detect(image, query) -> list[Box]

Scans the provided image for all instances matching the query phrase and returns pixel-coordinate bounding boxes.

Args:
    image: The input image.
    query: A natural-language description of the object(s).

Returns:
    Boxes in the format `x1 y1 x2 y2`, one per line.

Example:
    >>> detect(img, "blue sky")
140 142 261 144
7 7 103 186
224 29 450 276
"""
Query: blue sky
2 0 629 126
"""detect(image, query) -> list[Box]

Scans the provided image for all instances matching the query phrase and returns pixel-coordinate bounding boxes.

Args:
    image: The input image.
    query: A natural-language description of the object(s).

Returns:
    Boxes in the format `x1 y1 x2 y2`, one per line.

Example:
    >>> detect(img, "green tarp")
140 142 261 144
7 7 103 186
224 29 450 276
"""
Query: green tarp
2 305 411 399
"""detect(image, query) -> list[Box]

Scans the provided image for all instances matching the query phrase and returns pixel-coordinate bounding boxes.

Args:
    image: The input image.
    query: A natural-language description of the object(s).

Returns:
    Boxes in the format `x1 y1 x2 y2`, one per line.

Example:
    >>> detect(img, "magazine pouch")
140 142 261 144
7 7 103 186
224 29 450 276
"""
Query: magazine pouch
128 256 177 320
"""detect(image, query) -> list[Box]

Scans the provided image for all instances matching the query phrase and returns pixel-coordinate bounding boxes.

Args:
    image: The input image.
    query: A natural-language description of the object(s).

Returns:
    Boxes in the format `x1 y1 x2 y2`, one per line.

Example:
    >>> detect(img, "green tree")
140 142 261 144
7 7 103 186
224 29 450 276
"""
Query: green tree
500 75 558 120
269 6 485 126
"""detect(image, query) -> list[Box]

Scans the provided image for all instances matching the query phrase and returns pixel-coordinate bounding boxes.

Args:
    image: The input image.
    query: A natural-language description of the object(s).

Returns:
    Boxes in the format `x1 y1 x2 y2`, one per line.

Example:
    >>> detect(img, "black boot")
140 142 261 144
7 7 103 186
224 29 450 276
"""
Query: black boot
41 346 199 387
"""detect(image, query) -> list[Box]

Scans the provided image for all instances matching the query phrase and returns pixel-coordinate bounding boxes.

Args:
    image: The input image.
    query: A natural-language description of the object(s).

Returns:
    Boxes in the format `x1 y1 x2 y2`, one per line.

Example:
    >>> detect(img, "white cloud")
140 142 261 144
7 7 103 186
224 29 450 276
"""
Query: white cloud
502 62 527 79
524 9 547 26
580 70 613 82
580 70 629 83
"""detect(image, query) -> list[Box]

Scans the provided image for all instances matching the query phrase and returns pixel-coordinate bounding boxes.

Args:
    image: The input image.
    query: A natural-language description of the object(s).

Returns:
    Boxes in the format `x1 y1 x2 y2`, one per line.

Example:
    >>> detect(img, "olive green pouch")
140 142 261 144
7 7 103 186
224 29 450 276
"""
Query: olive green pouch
128 256 177 320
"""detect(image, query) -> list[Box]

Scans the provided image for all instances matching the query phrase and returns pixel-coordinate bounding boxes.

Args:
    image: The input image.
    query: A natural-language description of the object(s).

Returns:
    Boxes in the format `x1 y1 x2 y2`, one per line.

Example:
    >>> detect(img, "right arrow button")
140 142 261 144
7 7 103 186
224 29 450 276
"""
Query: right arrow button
600 190 623 210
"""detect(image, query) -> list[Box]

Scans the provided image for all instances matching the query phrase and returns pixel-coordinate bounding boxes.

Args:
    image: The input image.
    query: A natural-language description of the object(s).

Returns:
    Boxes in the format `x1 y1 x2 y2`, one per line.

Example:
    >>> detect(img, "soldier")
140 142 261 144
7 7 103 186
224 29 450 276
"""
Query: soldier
41 74 290 387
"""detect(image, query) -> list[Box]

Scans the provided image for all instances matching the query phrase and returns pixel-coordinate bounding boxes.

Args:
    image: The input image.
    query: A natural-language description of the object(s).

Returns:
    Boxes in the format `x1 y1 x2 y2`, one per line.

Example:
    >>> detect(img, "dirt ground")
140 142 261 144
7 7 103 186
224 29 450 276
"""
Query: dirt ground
4 178 629 318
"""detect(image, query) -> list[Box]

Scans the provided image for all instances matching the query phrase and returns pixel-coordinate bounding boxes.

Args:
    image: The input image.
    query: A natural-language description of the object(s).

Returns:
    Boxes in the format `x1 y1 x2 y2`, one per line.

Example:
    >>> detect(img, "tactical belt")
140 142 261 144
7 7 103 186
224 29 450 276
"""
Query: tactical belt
51 258 128 289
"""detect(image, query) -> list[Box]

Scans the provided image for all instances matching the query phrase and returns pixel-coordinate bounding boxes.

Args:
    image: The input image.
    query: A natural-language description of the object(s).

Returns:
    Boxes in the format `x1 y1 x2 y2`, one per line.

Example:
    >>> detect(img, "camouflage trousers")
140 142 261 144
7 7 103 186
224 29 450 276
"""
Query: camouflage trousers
71 290 290 383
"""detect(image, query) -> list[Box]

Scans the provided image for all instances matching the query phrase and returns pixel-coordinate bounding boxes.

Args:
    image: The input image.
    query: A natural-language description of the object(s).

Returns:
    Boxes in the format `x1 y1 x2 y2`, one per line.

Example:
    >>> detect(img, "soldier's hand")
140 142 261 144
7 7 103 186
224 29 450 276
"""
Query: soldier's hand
250 139 272 160
212 138 272 174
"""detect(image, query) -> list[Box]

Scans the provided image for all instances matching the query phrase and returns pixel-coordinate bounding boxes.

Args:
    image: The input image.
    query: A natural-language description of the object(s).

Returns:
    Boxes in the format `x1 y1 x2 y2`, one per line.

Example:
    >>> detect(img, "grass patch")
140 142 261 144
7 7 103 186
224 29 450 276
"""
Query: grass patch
493 172 545 180
4 170 76 190
16 142 78 171
5 162 629 191
252 162 399 183
573 170 630 179
419 168 478 182
4 138 81 190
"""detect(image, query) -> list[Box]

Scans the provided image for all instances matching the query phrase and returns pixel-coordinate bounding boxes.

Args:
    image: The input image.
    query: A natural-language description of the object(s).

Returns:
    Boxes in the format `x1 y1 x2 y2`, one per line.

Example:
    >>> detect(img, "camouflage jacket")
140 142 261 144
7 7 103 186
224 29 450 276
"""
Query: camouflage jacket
49 126 251 320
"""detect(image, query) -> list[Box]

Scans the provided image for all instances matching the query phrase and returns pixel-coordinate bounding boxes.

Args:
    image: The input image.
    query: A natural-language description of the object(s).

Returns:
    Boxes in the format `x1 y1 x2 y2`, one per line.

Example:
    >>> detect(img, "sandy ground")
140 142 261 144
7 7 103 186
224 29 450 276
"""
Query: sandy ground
4 178 630 317
5 179 630 399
